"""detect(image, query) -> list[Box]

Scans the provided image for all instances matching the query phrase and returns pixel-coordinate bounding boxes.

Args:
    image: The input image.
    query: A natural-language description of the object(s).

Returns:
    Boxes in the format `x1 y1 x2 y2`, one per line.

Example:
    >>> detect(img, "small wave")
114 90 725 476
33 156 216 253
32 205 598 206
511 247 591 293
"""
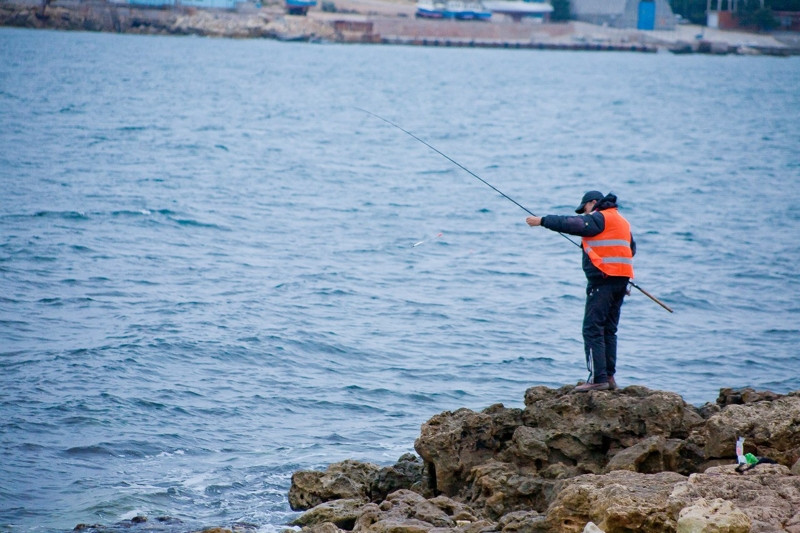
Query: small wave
111 209 153 217
58 104 84 114
34 210 89 220
65 444 115 457
174 218 227 230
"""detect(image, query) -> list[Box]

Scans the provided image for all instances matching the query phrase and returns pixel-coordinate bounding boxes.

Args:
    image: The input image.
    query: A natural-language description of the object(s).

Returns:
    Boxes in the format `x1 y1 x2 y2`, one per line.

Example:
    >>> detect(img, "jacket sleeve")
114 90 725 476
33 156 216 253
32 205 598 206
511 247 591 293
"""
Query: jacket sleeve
541 212 604 237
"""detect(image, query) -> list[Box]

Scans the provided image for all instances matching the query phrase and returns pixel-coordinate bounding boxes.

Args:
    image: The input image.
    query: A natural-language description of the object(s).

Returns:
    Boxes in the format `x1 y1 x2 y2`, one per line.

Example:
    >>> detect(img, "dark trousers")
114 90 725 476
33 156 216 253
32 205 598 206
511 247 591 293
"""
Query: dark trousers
582 280 628 384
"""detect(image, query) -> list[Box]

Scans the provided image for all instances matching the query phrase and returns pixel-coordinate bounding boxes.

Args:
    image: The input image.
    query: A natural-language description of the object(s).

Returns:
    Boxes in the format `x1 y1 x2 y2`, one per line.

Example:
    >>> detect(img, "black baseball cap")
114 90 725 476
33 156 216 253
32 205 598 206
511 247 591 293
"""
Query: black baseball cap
575 191 604 213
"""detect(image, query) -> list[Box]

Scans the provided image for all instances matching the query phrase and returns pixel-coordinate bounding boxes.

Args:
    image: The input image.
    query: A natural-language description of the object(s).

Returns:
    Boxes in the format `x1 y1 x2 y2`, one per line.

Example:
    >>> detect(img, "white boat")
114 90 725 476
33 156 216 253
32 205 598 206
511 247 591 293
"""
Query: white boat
416 0 447 17
416 0 492 19
481 0 553 19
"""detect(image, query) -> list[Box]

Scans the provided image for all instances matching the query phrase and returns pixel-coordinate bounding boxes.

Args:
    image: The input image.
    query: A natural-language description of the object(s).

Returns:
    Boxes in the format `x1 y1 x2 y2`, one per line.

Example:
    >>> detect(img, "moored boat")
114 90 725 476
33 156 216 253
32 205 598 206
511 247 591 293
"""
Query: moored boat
286 0 316 15
481 0 553 21
416 0 447 17
416 0 491 19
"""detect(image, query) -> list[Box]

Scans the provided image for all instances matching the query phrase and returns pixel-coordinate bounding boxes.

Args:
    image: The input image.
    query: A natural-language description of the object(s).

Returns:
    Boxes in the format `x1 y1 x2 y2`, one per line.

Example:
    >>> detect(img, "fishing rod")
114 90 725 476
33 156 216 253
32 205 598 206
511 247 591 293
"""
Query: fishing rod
357 108 674 314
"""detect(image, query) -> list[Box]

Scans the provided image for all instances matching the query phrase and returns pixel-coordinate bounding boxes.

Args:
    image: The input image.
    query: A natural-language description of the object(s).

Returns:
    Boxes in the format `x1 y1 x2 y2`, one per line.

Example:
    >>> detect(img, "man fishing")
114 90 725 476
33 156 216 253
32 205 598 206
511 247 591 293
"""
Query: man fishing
526 191 635 392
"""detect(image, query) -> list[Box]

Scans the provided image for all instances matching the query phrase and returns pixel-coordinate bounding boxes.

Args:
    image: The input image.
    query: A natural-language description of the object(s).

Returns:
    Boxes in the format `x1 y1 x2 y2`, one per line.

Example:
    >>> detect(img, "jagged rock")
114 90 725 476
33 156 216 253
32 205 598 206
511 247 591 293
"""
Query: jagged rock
347 490 489 533
291 499 367 530
668 464 800 533
414 404 523 497
496 510 547 533
545 470 687 532
292 387 800 533
427 495 479 522
702 393 800 467
382 490 455 527
464 460 556 517
716 387 783 407
370 453 426 502
295 523 348 533
676 498 750 533
289 460 381 511
414 385 706 514
521 386 704 452
604 435 688 474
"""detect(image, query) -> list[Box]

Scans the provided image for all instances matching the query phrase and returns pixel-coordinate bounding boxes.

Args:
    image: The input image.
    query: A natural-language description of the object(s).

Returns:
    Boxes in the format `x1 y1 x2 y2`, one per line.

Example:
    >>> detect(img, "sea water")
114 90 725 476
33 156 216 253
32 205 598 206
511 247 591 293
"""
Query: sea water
1 27 799 532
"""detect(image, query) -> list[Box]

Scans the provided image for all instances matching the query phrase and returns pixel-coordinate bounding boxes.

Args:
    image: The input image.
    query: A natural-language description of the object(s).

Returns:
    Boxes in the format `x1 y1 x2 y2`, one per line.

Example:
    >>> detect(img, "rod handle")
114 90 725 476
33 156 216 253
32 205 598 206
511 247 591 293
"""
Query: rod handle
630 281 673 313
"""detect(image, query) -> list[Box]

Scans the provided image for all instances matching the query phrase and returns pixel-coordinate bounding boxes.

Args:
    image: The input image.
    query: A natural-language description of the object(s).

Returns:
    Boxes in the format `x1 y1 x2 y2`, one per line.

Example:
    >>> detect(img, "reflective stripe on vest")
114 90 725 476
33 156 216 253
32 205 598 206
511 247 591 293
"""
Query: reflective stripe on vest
582 208 634 278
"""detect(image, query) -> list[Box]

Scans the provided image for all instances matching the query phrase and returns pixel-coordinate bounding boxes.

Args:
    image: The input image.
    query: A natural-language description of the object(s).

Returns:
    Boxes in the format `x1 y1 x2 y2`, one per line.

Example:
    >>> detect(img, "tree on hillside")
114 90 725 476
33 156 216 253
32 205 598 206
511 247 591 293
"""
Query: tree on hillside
738 0 780 28
551 0 570 20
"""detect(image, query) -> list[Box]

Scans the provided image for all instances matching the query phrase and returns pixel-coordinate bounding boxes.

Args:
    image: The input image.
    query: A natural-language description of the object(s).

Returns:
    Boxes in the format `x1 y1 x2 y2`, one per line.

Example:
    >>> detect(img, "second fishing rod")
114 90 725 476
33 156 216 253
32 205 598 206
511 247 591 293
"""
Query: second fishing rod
358 107 673 314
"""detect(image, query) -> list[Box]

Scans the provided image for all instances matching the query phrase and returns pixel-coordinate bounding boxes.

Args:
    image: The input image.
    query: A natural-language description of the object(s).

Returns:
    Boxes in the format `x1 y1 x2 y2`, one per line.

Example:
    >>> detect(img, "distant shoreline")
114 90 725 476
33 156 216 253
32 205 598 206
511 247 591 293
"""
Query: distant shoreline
1 0 798 55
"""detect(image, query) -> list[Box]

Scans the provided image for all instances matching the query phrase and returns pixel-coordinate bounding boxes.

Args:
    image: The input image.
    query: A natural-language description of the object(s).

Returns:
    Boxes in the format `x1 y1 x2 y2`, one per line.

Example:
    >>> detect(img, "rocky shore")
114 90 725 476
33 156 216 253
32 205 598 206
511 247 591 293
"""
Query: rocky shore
2 0 798 54
287 386 800 533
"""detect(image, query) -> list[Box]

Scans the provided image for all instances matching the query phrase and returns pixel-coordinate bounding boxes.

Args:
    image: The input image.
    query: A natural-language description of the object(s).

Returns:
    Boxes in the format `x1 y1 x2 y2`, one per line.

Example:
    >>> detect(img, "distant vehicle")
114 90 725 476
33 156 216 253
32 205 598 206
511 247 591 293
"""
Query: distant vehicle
286 0 316 15
416 0 491 20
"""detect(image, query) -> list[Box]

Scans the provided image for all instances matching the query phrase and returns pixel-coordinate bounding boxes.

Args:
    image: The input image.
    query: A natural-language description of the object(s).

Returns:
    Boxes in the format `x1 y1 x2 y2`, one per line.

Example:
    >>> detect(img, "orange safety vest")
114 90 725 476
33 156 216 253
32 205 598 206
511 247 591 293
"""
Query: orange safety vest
582 208 634 279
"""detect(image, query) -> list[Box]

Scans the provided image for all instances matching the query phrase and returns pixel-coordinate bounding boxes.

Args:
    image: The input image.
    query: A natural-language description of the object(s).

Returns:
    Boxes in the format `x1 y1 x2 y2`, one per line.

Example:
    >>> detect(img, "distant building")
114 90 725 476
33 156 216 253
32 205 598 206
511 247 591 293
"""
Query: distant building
775 10 800 31
570 0 676 30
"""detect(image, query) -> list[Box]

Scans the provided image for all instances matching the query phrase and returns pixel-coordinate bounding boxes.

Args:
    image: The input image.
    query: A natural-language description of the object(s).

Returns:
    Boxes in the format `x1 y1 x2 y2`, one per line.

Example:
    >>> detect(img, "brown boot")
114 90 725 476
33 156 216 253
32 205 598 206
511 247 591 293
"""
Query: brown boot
608 376 618 390
572 381 610 393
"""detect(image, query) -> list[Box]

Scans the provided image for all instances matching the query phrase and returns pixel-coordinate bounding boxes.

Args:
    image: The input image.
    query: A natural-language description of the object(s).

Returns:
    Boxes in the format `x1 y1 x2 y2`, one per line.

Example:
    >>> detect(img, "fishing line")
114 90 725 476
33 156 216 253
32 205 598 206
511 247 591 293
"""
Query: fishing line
357 107 673 313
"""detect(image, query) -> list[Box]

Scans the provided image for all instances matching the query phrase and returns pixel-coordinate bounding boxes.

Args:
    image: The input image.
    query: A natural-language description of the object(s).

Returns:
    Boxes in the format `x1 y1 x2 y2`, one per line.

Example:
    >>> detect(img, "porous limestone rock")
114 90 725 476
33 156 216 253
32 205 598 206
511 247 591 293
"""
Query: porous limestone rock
370 453 426 502
702 392 800 467
414 404 523 497
290 460 381 511
291 499 368 530
496 510 546 533
290 387 800 533
544 470 687 533
604 435 686 474
676 498 750 533
350 490 486 533
668 464 800 533
413 385 705 514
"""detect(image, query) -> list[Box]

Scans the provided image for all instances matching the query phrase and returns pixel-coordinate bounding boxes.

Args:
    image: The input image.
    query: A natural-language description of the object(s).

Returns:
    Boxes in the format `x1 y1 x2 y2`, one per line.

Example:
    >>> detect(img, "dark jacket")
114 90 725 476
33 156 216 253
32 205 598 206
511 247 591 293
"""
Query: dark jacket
540 194 636 285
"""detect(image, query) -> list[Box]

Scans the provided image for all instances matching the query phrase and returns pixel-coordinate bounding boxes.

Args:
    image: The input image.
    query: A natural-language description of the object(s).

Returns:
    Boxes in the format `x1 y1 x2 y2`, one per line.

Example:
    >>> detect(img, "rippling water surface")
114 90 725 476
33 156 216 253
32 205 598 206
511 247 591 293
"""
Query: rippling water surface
1 27 799 532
